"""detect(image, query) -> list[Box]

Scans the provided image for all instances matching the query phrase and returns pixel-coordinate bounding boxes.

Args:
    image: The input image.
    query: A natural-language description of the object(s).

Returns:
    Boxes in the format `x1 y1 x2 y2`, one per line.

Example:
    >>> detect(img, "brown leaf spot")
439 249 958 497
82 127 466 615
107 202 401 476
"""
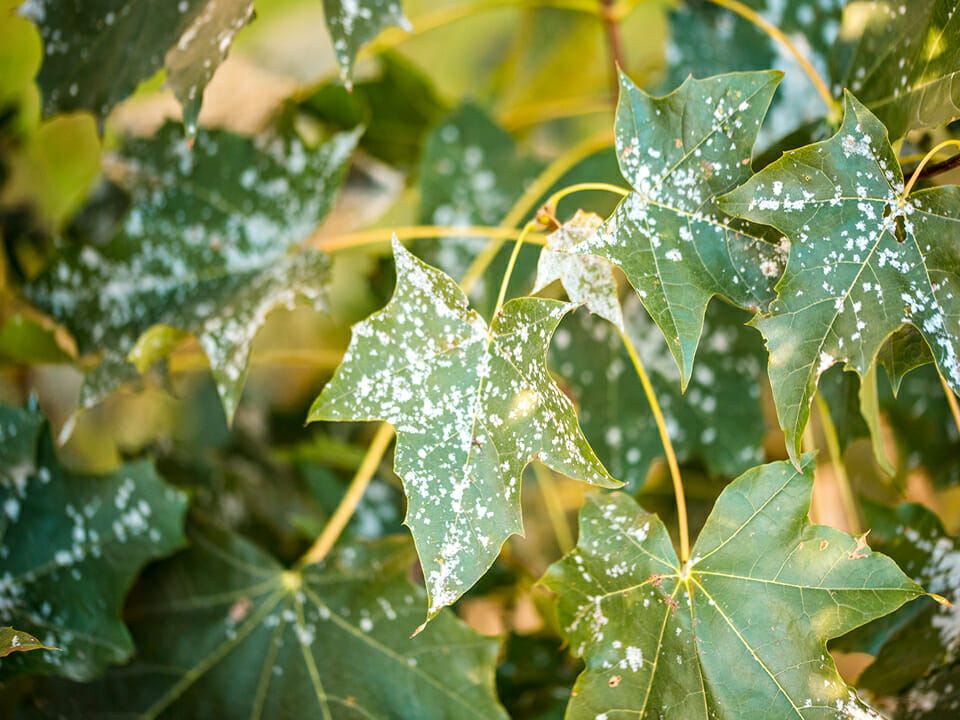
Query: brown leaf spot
609 675 622 688
819 540 829 551
848 531 870 560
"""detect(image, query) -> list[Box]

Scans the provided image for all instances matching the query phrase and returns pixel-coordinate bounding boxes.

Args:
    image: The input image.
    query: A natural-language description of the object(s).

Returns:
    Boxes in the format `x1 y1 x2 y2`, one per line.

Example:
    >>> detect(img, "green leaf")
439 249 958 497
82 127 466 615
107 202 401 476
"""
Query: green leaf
417 103 545 315
541 456 922 719
534 210 624 331
838 502 959 698
20 0 255 134
878 325 934 395
550 298 766 492
323 0 411 87
830 0 960 140
0 404 188 681
0 627 57 657
27 124 359 423
309 239 617 619
33 522 509 720
720 91 960 466
663 0 844 148
881 362 960 487
574 71 787 387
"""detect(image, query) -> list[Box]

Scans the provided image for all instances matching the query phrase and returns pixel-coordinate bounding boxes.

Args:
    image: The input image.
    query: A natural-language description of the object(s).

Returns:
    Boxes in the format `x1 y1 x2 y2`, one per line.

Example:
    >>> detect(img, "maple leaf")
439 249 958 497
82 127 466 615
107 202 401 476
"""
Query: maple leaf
720 91 960 465
573 70 787 386
309 239 617 619
541 456 923 719
30 525 509 719
534 209 624 330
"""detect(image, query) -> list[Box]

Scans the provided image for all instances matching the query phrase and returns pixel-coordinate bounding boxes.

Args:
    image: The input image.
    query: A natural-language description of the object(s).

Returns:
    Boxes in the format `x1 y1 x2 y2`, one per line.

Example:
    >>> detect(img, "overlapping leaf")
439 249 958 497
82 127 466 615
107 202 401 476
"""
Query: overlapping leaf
838 502 960 699
28 123 359 423
550 297 766 491
574 71 787 386
830 0 960 140
534 210 624 330
0 627 56 658
29 523 508 719
19 0 254 134
309 239 617 619
720 92 960 464
323 0 411 87
0 404 188 681
541 456 922 719
663 0 844 147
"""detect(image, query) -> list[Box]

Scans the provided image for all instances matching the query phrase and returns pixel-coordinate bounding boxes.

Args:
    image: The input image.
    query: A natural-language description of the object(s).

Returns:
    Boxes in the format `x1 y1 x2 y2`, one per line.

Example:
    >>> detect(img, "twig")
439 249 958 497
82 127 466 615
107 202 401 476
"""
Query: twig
600 0 625 101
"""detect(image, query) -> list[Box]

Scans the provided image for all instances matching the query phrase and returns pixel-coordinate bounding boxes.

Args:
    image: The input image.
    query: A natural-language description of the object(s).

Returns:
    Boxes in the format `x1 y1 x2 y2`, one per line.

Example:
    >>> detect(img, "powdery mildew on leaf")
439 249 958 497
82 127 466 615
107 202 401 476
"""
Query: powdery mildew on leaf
550 298 765 492
34 524 509 720
534 210 624 331
309 239 617 618
417 103 545 312
720 92 960 465
844 503 960 699
575 71 788 387
831 0 960 140
541 456 922 720
28 124 359 424
0 405 187 682
323 0 411 87
19 0 254 132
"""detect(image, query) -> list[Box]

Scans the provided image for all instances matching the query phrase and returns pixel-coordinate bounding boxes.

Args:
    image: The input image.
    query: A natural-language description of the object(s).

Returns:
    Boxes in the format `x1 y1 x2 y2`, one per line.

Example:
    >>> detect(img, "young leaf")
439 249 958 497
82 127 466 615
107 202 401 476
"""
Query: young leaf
308 239 617 619
663 0 844 147
20 0 254 134
830 0 960 140
533 210 624 331
27 124 359 424
0 627 58 658
541 456 922 719
550 298 766 491
574 71 787 387
0 404 188 681
720 91 960 465
323 0 411 88
32 523 509 720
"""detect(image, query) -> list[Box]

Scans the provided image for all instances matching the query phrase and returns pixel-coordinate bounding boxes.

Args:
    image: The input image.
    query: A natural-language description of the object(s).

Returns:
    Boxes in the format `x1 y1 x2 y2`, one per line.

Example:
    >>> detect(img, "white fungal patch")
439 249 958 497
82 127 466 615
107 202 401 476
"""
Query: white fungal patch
314 240 615 616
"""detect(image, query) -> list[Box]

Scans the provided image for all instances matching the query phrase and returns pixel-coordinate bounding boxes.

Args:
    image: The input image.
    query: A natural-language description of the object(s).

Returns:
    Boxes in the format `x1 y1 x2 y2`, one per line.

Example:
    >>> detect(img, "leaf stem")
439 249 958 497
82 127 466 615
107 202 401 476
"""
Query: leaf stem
902 140 960 197
306 225 546 252
298 423 394 568
619 327 689 563
459 131 616 296
492 221 537 319
940 372 960 438
706 0 838 116
813 394 861 535
532 464 574 553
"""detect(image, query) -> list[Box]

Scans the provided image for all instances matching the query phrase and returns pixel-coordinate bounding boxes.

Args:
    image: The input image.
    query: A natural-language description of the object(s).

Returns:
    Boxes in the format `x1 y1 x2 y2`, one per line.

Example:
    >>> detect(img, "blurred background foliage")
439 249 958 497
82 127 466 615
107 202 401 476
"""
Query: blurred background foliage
3 0 960 717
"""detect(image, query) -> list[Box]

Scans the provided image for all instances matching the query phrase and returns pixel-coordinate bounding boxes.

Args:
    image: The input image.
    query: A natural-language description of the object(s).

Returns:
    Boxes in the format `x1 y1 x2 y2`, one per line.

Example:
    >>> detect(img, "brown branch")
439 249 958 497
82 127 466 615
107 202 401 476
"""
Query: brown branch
918 153 960 180
600 0 624 101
